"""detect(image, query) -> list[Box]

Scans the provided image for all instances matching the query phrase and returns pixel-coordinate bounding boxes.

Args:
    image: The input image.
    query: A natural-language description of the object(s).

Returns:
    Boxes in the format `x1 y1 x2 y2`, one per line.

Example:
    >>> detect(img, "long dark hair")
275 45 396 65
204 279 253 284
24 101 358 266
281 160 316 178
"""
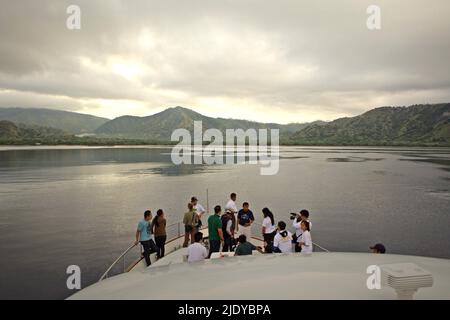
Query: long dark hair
152 209 164 227
262 207 274 225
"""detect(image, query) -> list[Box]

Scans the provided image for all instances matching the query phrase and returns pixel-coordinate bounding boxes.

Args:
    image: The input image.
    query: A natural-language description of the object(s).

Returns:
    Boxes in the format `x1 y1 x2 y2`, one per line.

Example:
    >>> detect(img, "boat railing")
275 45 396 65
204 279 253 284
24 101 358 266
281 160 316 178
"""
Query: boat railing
99 218 330 282
98 221 186 282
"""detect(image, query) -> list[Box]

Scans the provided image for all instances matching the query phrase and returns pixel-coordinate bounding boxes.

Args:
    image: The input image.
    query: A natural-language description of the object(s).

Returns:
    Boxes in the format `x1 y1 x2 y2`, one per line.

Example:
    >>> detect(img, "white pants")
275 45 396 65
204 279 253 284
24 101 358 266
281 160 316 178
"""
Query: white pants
238 225 252 241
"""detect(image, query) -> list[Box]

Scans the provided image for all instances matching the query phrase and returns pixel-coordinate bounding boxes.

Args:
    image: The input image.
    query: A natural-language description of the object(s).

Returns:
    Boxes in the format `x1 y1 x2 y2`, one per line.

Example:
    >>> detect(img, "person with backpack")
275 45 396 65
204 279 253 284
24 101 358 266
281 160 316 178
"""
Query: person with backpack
191 196 206 232
183 203 198 247
273 221 293 253
221 210 234 252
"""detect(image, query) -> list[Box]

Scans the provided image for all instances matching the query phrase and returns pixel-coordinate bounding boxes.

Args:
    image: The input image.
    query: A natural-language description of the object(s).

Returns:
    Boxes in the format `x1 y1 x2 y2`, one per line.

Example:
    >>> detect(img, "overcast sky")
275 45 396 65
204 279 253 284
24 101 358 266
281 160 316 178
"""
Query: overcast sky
0 0 449 123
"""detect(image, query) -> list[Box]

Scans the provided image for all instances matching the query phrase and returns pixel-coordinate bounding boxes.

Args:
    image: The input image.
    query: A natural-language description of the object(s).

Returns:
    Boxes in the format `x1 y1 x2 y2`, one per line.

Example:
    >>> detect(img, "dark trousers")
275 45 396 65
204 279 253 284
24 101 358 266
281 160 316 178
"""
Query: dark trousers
292 234 301 252
141 239 157 266
155 235 167 258
183 226 196 247
209 239 221 258
263 231 276 253
223 235 233 252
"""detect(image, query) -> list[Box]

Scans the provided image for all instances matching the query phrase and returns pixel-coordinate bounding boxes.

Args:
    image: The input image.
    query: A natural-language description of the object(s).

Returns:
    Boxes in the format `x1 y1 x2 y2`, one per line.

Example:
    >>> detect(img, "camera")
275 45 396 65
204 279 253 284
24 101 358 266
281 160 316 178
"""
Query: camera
289 212 298 220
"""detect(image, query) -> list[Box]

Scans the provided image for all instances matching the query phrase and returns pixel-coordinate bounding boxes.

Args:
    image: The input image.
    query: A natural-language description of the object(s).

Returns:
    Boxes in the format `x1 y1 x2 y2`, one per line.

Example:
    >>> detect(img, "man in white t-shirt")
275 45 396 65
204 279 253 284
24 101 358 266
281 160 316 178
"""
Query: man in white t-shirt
225 193 238 233
187 232 208 262
273 221 293 253
191 196 206 231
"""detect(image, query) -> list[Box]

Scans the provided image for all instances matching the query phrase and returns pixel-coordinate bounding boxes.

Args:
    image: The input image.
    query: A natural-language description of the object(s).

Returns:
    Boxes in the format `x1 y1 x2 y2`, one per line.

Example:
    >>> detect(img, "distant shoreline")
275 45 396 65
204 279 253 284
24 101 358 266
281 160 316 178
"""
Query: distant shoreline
1 143 449 149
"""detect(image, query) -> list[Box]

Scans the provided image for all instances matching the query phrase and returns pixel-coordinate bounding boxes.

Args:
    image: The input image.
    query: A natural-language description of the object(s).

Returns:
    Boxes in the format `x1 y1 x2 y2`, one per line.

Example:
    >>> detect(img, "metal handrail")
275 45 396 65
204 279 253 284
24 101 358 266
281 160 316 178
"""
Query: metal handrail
98 243 138 281
99 219 330 282
313 242 330 253
98 221 188 282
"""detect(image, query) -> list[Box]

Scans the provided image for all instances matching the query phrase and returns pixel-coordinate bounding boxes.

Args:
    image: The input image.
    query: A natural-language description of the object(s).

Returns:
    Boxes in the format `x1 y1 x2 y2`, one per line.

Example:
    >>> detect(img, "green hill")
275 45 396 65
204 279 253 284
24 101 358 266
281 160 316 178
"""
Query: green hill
2 104 449 146
0 108 109 134
0 120 21 139
289 103 450 146
95 106 319 141
0 120 73 144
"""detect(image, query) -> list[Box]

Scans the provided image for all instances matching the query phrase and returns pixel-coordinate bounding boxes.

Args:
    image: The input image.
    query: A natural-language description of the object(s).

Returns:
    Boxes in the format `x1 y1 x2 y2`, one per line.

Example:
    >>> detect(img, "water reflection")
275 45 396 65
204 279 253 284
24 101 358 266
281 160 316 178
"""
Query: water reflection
122 164 224 176
327 156 384 162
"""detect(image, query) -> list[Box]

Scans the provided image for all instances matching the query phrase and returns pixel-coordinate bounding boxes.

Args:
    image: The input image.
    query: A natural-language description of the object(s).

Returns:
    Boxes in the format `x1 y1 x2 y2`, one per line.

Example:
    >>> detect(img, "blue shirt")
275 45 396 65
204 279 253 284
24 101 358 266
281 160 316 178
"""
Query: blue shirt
137 219 152 242
238 209 254 226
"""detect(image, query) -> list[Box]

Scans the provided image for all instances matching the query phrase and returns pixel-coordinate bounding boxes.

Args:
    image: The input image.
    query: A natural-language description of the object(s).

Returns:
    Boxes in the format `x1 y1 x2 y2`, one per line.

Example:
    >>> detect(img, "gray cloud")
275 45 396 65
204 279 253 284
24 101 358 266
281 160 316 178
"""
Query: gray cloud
0 0 449 123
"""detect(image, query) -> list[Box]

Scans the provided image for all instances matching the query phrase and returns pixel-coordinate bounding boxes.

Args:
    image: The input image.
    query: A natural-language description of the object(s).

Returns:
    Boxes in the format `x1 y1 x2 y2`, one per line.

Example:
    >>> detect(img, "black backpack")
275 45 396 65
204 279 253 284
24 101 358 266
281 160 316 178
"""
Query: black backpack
221 214 231 236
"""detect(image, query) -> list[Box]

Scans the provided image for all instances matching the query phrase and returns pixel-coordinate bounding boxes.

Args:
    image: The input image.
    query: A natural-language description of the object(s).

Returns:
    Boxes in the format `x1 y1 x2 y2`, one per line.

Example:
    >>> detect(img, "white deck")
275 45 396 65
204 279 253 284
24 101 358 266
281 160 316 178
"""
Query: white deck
69 250 450 300
129 229 264 272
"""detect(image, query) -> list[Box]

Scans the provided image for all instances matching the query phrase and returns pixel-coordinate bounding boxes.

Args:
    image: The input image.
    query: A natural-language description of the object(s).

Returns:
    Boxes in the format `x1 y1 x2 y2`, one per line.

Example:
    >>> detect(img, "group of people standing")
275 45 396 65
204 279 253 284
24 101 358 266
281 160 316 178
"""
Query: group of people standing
134 192 314 266
184 193 314 262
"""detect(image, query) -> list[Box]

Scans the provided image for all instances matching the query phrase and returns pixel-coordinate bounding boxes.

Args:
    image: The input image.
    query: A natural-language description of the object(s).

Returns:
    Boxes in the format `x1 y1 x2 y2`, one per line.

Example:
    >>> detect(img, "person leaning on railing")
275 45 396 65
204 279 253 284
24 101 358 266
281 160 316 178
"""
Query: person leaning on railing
183 203 198 247
135 210 158 266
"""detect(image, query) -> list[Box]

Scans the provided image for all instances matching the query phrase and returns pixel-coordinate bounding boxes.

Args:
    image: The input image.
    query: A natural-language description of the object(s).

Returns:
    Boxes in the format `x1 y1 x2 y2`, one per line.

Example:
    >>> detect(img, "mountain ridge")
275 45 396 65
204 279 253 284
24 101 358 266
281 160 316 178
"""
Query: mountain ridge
0 107 109 134
95 105 319 140
1 103 449 146
288 103 450 145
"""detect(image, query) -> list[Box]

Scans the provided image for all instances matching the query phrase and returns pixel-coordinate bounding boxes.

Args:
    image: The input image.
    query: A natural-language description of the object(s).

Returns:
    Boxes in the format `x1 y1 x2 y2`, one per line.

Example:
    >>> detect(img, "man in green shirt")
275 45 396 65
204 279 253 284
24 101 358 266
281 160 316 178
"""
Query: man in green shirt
208 205 224 258
235 234 263 256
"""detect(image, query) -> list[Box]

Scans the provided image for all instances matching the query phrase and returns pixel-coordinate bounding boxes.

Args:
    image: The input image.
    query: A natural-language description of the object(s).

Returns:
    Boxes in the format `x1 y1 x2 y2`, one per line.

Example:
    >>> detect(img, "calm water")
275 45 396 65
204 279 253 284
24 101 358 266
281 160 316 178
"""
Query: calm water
0 146 449 299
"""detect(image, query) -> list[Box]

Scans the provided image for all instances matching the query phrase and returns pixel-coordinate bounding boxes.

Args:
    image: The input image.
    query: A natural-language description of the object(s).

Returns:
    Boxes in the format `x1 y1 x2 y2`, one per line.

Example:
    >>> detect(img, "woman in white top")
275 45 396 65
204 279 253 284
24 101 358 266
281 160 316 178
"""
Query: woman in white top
261 207 276 253
293 209 312 252
298 220 313 254
273 221 293 253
